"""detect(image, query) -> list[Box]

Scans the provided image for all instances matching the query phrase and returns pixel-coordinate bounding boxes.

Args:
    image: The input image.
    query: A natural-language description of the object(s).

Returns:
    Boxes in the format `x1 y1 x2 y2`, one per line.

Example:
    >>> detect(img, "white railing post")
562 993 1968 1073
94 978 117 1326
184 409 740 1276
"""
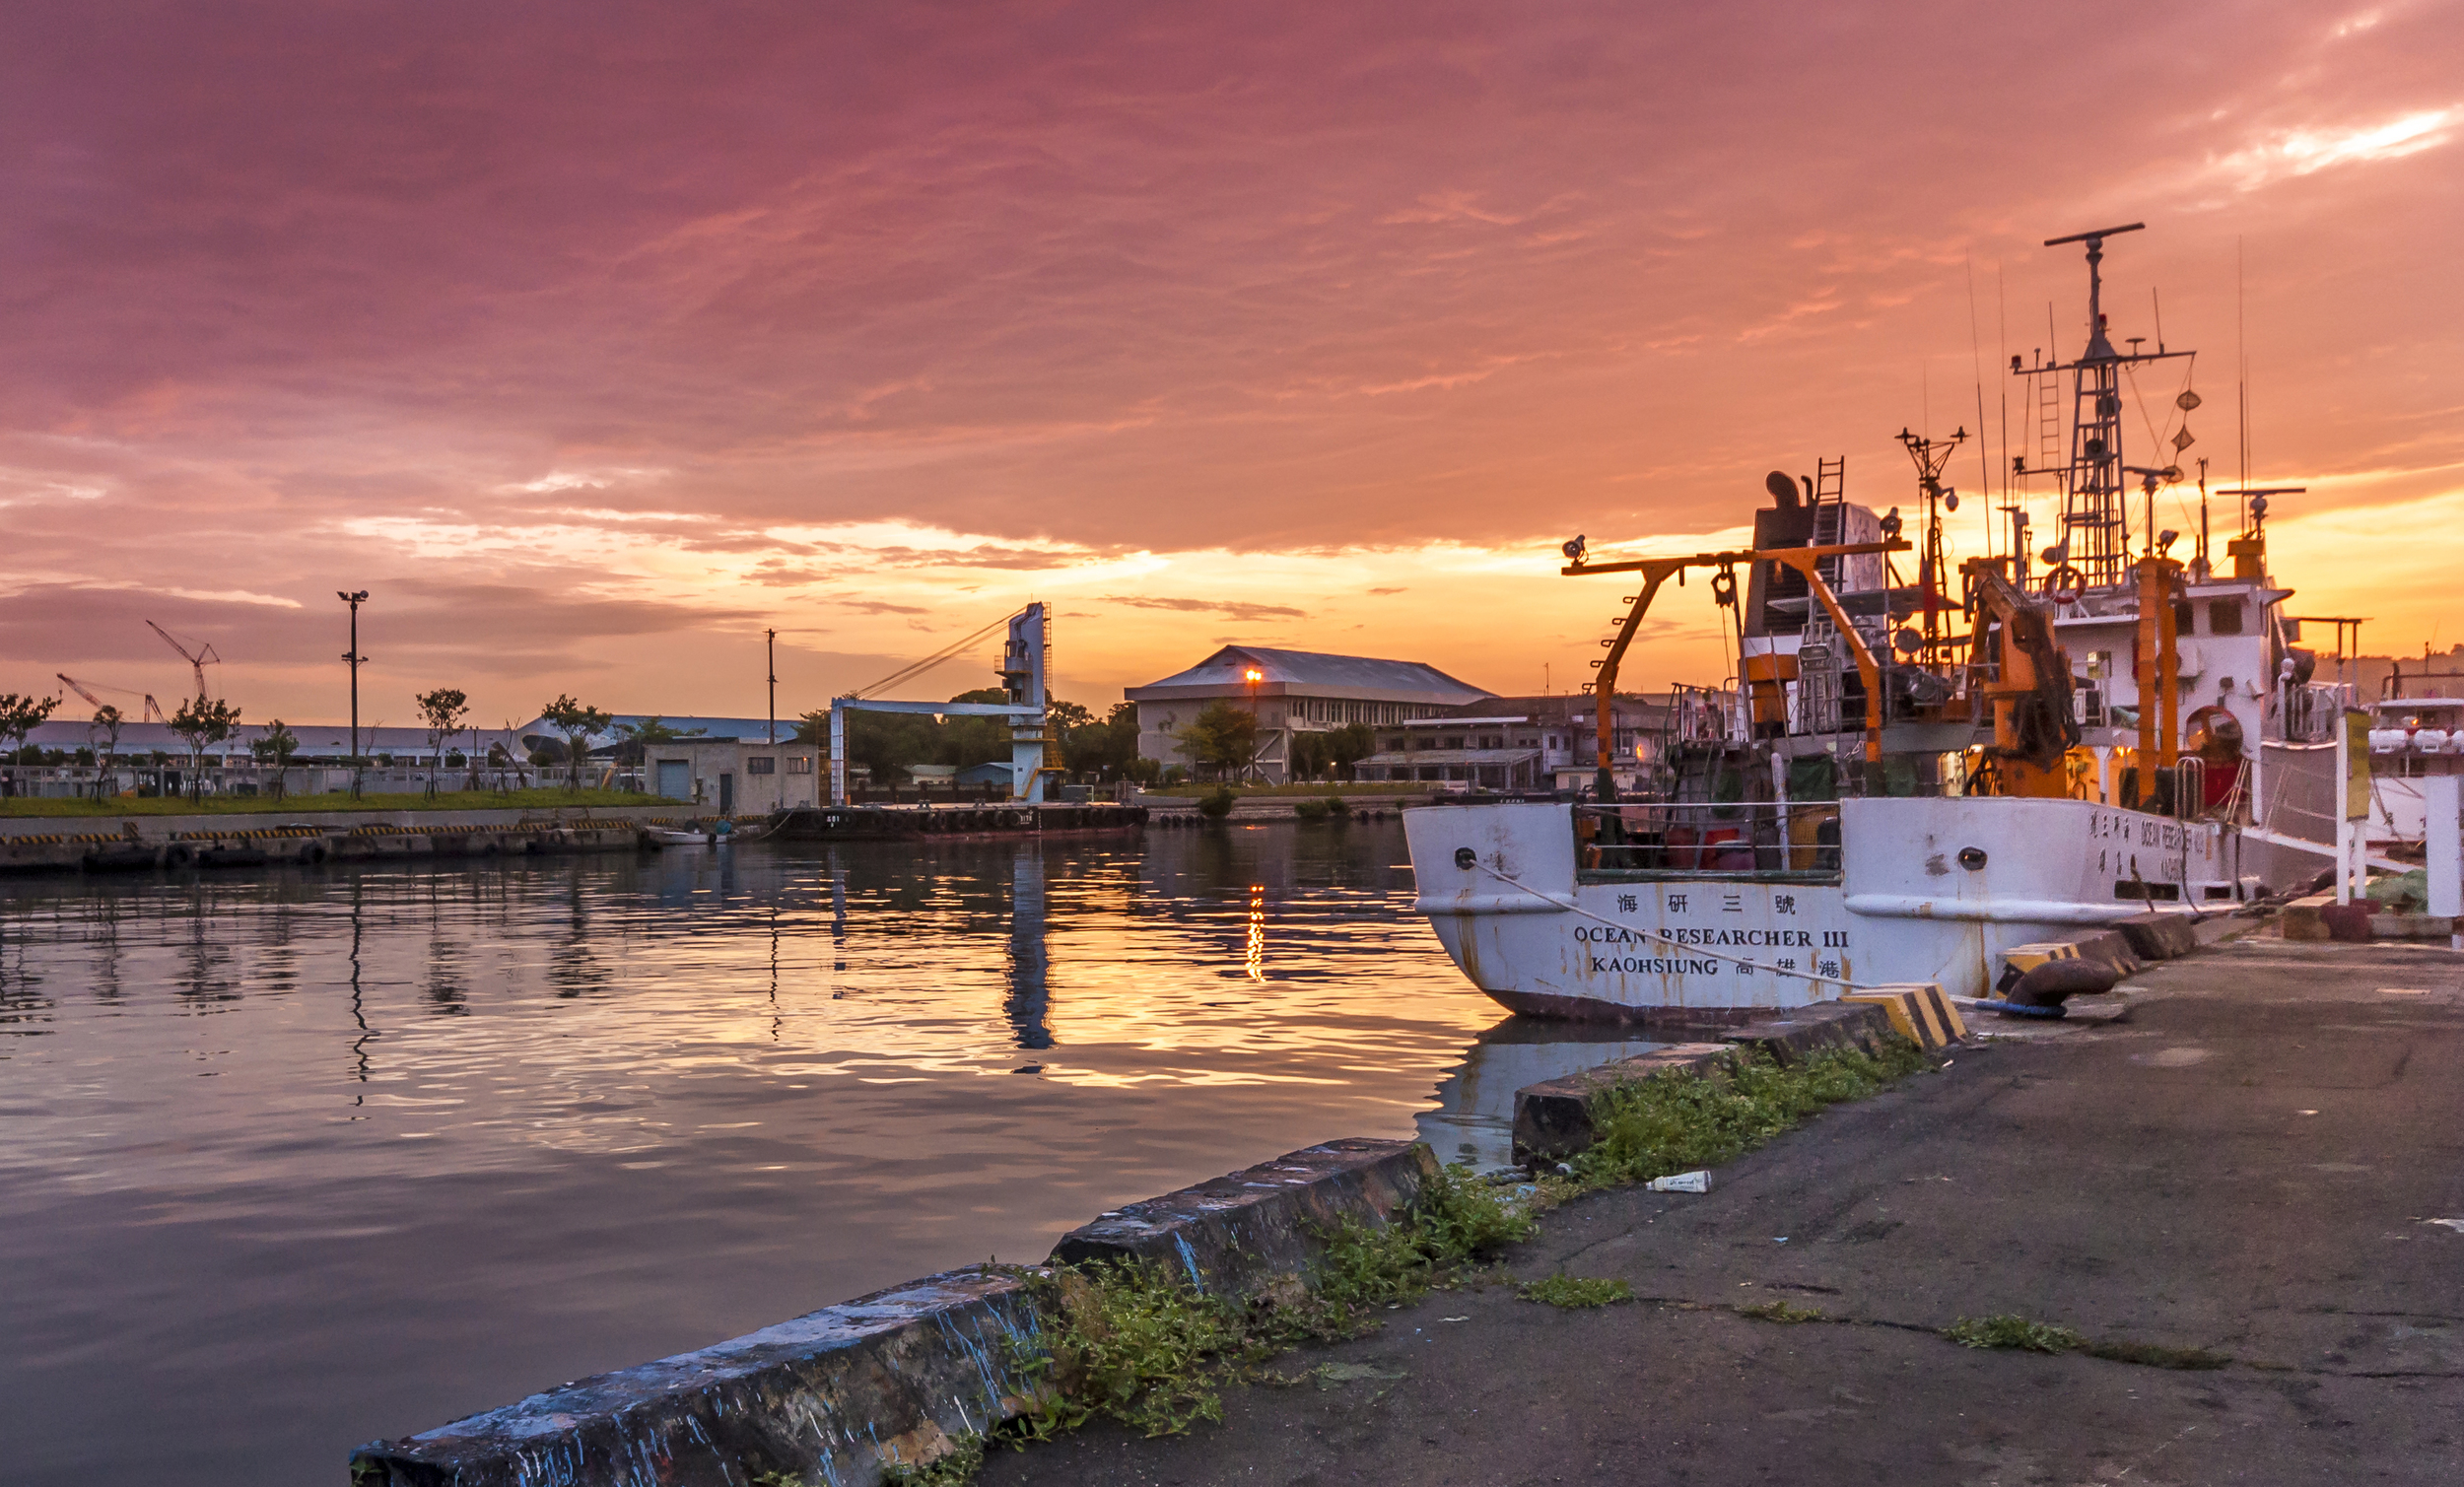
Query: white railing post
2425 775 2460 950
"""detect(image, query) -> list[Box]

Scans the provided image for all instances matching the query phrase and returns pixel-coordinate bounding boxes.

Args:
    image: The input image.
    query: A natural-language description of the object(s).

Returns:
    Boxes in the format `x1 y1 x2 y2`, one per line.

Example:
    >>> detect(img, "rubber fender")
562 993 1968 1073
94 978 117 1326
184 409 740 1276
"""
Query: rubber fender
2008 958 2119 1008
2112 912 2198 961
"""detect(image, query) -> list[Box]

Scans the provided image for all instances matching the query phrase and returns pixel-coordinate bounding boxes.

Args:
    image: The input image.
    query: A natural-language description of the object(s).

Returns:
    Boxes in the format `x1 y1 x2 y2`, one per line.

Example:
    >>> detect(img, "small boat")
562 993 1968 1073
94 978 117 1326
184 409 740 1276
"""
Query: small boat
645 819 766 846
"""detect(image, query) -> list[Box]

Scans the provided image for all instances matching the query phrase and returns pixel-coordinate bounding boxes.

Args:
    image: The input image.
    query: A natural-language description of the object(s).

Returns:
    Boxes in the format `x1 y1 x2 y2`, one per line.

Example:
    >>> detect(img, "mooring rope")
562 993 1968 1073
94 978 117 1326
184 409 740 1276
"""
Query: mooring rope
1463 858 1892 993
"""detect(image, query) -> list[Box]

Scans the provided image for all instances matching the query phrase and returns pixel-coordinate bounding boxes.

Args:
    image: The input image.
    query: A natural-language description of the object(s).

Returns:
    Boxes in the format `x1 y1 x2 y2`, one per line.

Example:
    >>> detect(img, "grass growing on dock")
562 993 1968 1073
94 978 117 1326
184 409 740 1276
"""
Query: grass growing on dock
853 1053 1937 1484
970 1163 1535 1468
1945 1315 2085 1353
1738 1298 1828 1323
1570 1040 1929 1190
873 1436 987 1487
1518 1273 1633 1308
1944 1314 2231 1370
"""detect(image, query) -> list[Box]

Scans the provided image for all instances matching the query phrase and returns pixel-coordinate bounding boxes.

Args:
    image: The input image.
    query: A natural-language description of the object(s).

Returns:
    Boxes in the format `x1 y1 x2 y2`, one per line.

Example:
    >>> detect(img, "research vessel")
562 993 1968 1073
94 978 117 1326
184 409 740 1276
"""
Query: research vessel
1405 223 2366 1018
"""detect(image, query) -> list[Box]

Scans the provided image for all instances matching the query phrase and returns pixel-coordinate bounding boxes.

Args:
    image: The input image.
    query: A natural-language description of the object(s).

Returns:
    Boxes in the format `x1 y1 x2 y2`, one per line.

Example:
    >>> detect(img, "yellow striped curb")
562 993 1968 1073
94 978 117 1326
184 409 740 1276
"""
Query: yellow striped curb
1842 983 1966 1048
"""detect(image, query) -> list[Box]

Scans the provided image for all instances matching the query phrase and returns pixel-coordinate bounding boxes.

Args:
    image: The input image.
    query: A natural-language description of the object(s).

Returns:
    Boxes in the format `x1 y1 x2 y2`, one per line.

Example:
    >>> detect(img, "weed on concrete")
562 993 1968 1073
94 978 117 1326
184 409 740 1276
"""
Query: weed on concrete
1737 1299 1826 1323
1945 1315 2086 1352
938 1162 1542 1481
1518 1273 1633 1308
1573 1041 1928 1189
1944 1314 2232 1370
2076 1338 2231 1370
873 1435 987 1487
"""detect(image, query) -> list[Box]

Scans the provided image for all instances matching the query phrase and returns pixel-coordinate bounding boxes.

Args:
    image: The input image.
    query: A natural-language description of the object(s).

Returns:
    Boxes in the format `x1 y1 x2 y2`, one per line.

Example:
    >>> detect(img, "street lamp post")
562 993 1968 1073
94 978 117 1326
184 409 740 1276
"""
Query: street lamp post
766 628 778 745
338 590 369 796
1244 667 1264 785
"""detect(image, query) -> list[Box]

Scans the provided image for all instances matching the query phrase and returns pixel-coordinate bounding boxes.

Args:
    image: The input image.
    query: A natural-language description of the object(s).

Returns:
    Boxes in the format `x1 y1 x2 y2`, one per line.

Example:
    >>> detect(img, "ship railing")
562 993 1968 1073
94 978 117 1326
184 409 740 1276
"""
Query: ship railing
2271 681 2350 745
1575 799 1844 876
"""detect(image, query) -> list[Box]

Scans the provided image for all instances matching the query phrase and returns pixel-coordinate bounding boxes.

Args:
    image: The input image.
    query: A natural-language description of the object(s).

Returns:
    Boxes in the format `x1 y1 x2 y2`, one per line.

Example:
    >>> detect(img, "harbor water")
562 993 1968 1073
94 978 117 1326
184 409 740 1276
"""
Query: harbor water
0 819 1660 1485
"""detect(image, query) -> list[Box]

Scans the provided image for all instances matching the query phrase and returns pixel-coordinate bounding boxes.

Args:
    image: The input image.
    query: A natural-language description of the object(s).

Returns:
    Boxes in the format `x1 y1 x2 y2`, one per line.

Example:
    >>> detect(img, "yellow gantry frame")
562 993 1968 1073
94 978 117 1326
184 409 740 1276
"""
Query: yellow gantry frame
2134 555 2184 772
1567 541 1910 772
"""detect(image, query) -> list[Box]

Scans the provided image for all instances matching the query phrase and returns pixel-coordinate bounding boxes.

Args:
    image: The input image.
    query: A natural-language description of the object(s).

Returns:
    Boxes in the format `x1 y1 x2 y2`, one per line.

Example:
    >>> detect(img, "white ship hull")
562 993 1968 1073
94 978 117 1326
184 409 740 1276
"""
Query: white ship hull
1404 798 2244 1019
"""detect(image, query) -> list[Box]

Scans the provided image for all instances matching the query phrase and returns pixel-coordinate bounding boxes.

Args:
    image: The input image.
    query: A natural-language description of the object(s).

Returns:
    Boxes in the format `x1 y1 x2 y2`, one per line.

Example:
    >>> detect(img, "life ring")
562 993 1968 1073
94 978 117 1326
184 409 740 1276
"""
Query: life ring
2040 564 2085 604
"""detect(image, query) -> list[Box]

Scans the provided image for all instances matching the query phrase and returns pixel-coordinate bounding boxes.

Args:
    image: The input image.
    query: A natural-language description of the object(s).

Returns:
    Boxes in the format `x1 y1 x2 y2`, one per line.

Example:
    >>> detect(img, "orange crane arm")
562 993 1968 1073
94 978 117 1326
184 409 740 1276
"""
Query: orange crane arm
1574 540 1907 780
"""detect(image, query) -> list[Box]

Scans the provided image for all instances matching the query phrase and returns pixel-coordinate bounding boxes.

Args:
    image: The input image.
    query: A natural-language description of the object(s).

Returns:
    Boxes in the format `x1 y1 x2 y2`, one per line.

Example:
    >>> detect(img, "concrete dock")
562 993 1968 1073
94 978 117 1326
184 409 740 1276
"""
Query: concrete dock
985 932 2464 1486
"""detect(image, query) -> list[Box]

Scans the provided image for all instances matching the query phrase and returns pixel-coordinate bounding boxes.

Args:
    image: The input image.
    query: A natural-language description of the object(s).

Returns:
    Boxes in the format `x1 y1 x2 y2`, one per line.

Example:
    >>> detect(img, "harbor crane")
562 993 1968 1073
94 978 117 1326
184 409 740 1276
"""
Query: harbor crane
826 603 1058 807
147 621 222 704
56 673 166 724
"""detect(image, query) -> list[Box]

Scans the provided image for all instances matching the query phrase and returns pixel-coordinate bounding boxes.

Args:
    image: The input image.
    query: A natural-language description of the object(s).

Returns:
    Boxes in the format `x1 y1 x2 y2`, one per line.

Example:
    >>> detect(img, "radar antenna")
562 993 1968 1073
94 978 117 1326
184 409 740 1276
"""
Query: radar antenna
2010 223 2196 591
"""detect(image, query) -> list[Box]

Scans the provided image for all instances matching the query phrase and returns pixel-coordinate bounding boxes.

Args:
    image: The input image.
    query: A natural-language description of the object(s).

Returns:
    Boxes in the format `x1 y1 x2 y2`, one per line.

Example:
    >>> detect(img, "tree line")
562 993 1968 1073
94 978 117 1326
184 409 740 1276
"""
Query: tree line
1165 702 1377 781
0 682 1384 803
788 695 1153 784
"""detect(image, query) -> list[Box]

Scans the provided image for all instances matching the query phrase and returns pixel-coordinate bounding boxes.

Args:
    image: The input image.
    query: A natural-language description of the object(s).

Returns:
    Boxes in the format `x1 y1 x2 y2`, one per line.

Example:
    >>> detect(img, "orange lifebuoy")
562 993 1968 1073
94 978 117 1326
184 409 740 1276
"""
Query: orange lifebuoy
2040 564 2086 604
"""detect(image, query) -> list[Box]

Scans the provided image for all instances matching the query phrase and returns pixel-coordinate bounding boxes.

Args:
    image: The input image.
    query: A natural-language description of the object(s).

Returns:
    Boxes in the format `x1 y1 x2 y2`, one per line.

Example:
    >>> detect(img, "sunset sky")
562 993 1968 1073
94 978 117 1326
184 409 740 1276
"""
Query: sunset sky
5 2 2460 728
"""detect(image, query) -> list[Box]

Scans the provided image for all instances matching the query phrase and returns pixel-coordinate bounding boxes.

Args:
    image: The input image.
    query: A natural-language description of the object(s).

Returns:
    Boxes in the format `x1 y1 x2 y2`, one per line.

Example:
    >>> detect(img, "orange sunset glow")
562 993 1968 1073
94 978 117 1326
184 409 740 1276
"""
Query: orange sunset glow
5 4 2459 718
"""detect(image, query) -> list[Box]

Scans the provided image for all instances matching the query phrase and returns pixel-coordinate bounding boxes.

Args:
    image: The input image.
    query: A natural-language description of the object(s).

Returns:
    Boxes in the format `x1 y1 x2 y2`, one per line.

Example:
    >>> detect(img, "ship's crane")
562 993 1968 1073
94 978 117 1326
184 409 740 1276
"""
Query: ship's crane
146 621 222 704
55 673 165 723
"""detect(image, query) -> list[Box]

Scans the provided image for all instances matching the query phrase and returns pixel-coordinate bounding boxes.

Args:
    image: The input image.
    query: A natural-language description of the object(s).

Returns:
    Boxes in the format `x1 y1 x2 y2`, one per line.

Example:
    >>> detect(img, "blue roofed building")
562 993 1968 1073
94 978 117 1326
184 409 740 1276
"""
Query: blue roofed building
1124 644 1492 783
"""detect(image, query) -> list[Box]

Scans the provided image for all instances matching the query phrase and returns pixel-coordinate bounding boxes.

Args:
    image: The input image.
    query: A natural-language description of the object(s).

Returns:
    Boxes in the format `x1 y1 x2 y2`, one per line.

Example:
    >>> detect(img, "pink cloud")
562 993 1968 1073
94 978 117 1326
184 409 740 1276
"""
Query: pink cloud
0 2 2456 720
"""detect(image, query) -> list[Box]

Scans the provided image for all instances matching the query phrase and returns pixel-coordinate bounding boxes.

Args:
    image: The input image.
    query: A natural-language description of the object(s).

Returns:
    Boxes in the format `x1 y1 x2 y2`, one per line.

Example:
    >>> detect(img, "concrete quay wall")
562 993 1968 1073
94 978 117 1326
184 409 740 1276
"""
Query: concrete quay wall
350 1140 1435 1487
1510 1001 1903 1165
0 803 685 842
0 816 666 876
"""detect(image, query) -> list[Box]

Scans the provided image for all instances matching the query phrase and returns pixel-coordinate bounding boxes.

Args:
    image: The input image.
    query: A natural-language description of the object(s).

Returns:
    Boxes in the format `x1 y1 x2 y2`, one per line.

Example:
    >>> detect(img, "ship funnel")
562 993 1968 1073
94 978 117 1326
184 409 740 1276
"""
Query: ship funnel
1764 470 1800 508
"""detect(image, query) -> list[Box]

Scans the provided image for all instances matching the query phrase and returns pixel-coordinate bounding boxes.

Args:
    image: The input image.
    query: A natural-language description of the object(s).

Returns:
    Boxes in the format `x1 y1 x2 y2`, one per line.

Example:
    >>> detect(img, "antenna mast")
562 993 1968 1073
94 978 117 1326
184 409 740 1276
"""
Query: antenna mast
2011 224 2195 591
1896 426 1966 657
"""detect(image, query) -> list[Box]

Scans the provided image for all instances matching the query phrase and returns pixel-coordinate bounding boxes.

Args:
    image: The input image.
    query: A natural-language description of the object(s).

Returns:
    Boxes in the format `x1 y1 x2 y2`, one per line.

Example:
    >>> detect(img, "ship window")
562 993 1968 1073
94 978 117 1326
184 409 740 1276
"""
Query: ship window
2173 599 2195 635
2210 598 2245 635
1442 736 1465 750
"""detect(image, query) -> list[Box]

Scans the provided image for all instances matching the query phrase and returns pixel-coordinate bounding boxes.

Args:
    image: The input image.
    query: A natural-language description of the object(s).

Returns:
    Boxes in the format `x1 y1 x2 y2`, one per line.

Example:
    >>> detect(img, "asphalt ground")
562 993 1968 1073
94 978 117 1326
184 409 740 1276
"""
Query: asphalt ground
985 933 2464 1486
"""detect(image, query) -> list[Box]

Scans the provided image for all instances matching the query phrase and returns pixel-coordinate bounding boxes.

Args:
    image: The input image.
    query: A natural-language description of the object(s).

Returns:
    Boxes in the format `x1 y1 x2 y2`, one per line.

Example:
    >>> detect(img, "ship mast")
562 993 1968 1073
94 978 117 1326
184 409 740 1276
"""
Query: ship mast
2012 224 2194 592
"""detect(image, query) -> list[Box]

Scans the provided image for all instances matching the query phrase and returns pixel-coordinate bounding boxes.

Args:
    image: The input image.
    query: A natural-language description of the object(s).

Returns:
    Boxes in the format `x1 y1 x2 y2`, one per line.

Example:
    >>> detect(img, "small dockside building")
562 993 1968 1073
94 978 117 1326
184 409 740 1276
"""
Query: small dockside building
1348 693 1672 792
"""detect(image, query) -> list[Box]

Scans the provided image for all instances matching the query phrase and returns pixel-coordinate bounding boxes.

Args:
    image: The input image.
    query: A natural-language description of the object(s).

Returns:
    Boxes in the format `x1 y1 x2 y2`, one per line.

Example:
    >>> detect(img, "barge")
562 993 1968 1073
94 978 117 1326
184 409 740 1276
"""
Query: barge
769 801 1146 842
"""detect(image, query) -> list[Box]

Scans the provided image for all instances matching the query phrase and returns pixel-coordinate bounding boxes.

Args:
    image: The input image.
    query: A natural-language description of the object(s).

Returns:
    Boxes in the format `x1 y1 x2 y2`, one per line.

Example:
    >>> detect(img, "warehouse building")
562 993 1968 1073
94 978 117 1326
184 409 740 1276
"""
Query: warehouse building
1125 645 1492 784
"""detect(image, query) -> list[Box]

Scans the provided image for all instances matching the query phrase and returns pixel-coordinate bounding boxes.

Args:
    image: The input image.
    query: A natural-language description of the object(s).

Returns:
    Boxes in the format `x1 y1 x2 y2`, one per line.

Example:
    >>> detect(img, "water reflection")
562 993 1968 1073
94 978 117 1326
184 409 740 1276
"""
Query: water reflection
0 823 1659 1487
1005 845 1052 1050
1413 1021 1669 1172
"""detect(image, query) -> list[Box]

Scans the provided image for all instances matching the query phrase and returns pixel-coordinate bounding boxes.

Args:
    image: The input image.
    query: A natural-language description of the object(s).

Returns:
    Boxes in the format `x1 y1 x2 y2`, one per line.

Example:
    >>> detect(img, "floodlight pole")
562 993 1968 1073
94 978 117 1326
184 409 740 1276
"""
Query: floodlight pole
766 628 778 744
338 589 370 796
